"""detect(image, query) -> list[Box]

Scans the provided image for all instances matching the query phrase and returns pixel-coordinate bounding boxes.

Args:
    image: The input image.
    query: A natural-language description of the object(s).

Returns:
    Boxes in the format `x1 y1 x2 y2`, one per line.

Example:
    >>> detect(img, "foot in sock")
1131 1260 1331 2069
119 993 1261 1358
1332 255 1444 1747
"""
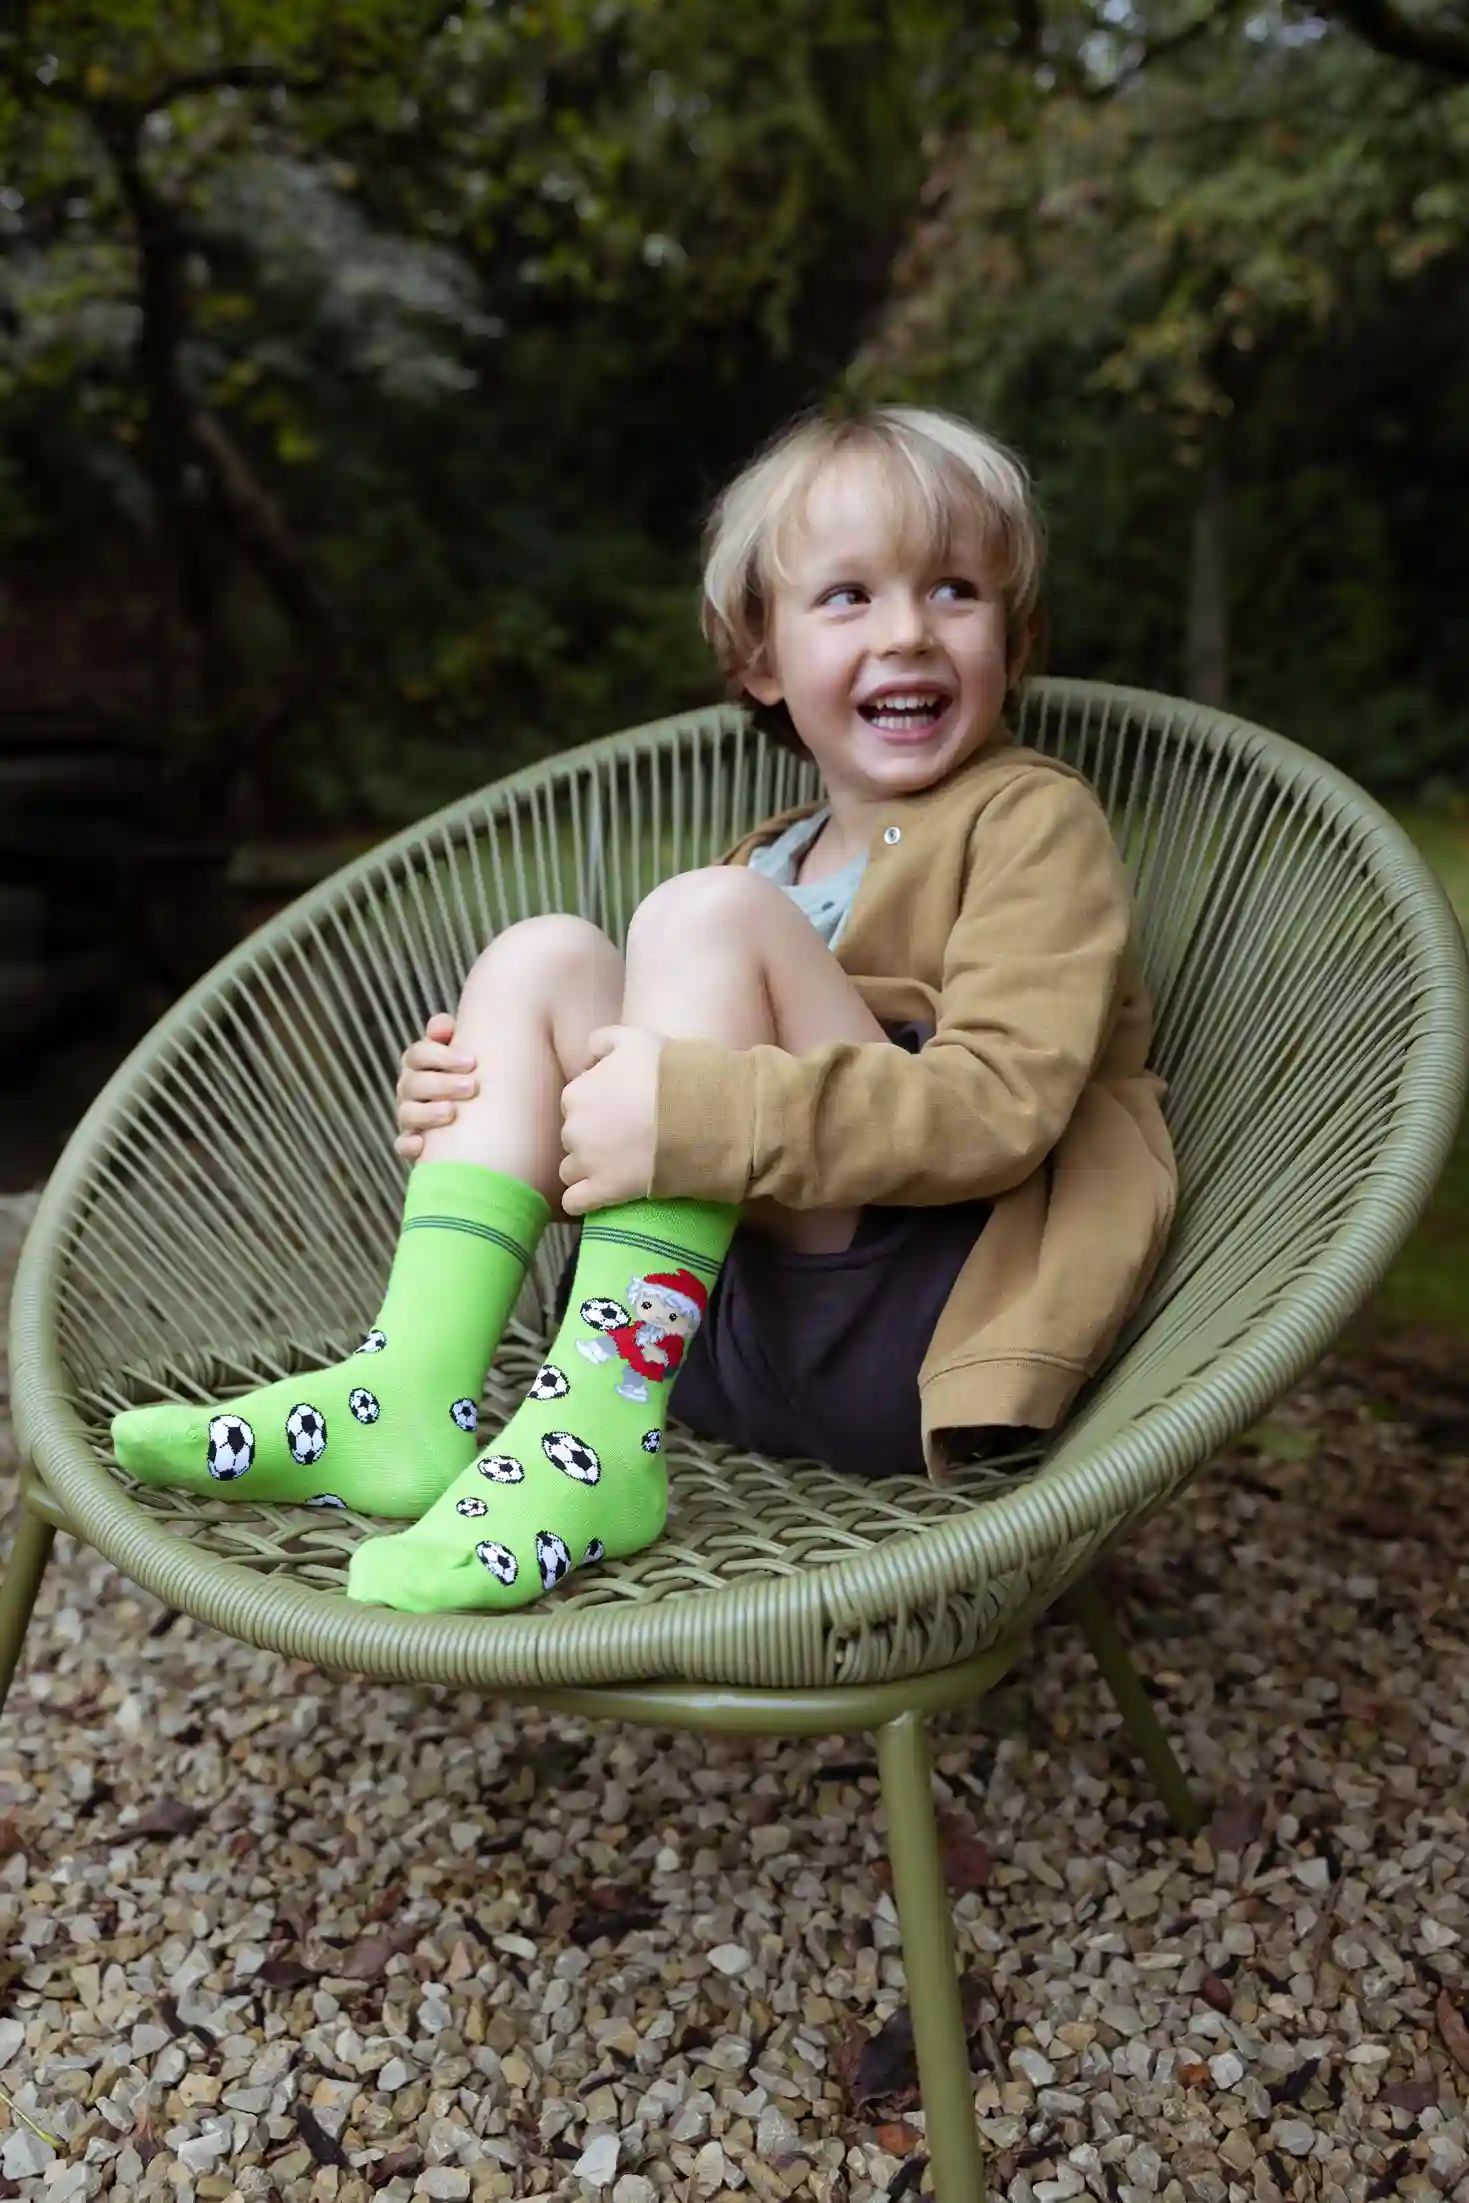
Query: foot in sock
346 1195 738 1611
110 1164 549 1518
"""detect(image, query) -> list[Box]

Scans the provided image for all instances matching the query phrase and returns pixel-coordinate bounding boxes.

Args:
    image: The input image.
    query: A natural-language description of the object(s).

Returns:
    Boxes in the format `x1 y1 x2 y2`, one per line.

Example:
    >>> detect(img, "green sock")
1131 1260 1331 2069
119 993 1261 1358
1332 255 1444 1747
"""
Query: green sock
111 1162 551 1518
345 1194 739 1612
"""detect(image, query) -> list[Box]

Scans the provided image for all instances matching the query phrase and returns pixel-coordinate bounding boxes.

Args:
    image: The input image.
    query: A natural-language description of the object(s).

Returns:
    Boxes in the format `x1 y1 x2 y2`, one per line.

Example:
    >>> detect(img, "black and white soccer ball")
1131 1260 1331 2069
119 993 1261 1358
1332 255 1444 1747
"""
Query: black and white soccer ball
455 1495 489 1518
542 1430 600 1485
478 1454 524 1484
641 1430 661 1454
528 1363 570 1403
356 1328 387 1355
583 1538 606 1565
348 1388 380 1424
476 1539 518 1586
285 1403 327 1466
206 1413 255 1481
449 1397 479 1434
305 1493 346 1510
536 1531 574 1588
579 1297 629 1334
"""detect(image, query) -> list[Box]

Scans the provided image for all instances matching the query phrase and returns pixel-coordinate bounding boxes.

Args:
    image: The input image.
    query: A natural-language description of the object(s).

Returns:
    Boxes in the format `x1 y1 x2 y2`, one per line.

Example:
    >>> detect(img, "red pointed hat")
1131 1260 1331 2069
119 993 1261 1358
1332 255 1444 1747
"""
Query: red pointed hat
641 1268 708 1322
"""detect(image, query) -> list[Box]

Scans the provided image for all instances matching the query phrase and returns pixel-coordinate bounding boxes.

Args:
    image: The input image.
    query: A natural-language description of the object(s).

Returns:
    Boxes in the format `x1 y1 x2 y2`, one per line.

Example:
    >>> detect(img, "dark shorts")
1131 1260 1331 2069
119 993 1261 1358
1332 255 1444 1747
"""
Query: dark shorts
556 1023 992 1481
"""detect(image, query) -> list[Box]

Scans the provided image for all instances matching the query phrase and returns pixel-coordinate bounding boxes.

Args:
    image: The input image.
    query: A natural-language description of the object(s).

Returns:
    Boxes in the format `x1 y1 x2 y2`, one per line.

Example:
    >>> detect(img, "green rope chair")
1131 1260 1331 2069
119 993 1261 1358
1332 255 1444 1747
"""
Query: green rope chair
9 680 1468 2198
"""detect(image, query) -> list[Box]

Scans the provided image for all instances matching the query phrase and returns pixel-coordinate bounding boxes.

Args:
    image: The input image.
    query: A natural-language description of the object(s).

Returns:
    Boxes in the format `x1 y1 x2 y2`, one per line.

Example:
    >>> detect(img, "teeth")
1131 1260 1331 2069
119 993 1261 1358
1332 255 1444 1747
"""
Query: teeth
869 692 945 710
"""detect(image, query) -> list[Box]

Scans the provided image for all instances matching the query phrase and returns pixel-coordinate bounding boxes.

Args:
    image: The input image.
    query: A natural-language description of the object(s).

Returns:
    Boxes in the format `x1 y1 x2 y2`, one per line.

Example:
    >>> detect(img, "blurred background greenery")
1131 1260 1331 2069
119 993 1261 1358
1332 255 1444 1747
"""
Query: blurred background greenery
1 0 1466 1318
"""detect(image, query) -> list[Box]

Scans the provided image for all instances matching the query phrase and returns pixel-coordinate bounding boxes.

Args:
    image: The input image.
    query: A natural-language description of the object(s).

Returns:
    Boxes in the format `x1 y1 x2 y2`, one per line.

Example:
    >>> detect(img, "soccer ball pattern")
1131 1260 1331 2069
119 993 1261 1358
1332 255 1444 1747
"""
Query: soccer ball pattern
285 1403 327 1466
348 1388 380 1424
542 1430 600 1485
206 1414 255 1480
356 1328 387 1354
449 1397 479 1434
583 1538 606 1565
476 1539 518 1585
455 1495 489 1517
528 1363 570 1402
579 1297 629 1334
478 1454 524 1484
305 1493 346 1510
536 1531 573 1588
641 1430 661 1454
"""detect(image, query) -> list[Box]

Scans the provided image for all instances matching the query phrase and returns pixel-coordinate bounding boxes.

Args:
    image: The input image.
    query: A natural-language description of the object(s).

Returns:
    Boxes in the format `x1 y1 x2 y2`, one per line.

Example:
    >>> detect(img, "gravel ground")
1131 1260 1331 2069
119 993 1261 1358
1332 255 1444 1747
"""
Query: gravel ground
1 1189 1467 2203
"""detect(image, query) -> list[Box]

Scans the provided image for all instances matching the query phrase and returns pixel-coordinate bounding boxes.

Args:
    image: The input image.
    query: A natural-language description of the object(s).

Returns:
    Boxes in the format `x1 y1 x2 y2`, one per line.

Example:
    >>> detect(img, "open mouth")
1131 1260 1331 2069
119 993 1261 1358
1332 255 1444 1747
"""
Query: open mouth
857 689 953 734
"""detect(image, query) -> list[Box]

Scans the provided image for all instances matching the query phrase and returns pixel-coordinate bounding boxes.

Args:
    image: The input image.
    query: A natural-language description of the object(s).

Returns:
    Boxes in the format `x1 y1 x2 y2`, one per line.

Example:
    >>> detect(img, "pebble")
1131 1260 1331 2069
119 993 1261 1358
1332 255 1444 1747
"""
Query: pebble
573 2130 621 2186
709 1943 752 1976
1 2130 54 2179
1 1189 1466 2203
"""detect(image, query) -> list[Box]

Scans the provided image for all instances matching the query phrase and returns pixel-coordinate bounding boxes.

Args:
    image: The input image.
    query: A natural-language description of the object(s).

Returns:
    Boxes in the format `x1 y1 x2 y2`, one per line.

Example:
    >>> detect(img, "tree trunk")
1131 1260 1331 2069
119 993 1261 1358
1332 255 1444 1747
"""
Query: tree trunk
1186 449 1230 709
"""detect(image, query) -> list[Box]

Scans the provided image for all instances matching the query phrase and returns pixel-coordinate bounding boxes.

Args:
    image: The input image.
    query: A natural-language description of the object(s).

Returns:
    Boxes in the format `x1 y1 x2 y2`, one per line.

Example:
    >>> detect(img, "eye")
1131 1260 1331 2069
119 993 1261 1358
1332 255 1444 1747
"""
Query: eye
818 584 867 608
934 577 980 601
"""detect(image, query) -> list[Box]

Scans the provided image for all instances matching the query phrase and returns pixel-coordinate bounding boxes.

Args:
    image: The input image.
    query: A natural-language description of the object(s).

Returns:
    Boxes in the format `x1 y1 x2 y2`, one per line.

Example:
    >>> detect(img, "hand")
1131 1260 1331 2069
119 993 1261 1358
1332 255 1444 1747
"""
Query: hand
394 1012 479 1161
559 1024 663 1217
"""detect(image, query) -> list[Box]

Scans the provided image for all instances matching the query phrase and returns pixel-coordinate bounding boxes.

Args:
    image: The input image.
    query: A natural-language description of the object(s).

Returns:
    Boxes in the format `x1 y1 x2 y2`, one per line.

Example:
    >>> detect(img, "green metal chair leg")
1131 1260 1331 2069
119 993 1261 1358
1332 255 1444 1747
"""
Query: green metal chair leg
0 1507 55 1720
875 1711 986 2203
1066 1572 1205 1837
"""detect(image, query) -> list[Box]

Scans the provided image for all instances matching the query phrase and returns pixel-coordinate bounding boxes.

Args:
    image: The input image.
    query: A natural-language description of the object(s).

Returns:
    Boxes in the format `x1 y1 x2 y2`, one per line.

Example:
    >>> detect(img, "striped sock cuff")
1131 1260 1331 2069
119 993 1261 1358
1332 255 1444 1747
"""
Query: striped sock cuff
401 1213 540 1267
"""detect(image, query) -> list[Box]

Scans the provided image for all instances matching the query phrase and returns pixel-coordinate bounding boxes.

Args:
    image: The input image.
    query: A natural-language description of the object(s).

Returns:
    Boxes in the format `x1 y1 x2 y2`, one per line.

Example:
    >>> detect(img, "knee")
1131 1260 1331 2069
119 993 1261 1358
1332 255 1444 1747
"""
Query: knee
627 866 775 952
460 914 617 1003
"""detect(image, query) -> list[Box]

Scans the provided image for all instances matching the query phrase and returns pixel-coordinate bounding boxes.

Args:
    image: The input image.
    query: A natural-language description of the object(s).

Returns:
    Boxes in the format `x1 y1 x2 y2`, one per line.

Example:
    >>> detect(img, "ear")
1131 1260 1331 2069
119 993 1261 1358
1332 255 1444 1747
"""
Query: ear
740 649 784 708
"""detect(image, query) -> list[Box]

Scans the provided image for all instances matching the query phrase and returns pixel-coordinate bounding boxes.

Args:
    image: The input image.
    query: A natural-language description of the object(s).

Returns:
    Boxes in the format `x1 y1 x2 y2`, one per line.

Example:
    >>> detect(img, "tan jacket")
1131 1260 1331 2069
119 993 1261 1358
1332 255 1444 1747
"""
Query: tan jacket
650 734 1178 1477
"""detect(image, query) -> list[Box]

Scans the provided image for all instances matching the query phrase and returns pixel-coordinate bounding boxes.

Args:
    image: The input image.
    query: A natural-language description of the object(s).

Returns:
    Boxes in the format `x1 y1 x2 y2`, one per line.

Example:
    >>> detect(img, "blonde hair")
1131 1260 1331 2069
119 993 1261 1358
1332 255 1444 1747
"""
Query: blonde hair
700 404 1045 743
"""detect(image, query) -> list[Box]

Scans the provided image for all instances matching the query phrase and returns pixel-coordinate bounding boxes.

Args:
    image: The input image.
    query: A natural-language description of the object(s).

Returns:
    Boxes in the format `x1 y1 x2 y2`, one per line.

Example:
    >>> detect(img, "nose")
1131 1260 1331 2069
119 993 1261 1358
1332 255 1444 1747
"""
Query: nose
877 587 932 656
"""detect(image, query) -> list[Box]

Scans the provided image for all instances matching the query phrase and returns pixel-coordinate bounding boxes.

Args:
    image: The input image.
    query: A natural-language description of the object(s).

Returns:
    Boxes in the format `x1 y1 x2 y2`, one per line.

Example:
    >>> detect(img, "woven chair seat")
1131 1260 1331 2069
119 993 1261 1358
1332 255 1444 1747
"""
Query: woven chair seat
12 681 1468 1693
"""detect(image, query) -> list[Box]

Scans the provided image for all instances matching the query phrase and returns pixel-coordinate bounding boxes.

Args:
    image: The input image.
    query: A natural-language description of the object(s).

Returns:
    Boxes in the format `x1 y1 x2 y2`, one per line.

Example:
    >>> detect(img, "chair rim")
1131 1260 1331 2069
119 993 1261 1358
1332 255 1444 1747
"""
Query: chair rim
11 680 1469 1691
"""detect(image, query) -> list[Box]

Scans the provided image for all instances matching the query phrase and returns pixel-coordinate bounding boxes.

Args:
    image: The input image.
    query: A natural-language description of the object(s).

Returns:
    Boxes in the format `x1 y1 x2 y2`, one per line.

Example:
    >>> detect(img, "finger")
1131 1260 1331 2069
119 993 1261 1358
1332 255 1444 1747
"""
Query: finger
424 1012 456 1041
584 1024 630 1065
405 1040 475 1074
395 1133 424 1161
399 1099 459 1131
403 1070 477 1102
560 1178 593 1217
558 1151 580 1187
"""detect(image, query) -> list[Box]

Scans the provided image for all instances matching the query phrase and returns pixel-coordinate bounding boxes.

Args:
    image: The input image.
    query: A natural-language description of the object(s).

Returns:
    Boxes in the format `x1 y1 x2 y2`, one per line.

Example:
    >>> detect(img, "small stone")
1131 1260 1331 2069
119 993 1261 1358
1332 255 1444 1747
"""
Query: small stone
0 2020 23 2068
1219 2130 1256 2173
416 2171 471 2200
692 2141 729 2196
612 2182 657 2203
1011 2047 1057 2087
708 1943 751 1976
378 2057 412 2092
1 2130 54 2179
1271 2120 1315 2157
1208 2051 1245 2089
573 2129 620 2186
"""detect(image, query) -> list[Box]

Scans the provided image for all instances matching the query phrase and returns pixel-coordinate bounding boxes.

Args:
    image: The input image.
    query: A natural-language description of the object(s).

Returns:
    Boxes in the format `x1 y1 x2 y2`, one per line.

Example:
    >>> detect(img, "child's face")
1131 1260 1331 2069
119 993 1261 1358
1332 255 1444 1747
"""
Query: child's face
744 450 1018 804
635 1290 696 1338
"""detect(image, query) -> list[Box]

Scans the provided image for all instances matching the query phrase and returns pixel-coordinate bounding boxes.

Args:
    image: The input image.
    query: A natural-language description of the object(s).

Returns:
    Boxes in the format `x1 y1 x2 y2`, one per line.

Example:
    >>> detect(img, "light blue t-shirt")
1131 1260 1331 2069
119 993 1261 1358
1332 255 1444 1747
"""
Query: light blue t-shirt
747 807 868 949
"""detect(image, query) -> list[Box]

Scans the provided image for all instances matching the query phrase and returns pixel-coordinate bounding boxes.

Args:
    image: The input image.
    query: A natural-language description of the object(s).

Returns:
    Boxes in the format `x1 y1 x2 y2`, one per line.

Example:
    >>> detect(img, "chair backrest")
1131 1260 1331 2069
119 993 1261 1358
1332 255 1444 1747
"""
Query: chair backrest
28 683 1468 1467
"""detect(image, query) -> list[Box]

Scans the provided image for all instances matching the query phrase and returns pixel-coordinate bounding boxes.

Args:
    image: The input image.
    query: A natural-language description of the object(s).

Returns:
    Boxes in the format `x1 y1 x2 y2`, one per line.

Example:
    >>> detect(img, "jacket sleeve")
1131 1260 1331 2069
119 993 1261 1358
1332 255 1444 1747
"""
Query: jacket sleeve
649 771 1135 1210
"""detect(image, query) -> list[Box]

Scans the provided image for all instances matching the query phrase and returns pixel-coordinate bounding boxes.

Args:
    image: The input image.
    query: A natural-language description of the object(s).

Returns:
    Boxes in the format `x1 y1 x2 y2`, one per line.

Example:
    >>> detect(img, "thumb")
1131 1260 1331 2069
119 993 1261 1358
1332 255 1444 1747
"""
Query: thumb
425 1011 456 1042
584 1024 632 1065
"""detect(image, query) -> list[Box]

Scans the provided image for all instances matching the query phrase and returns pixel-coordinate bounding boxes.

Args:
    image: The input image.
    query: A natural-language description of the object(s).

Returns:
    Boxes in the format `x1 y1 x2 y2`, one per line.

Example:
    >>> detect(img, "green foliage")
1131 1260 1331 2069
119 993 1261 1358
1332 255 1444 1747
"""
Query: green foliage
1 0 1466 824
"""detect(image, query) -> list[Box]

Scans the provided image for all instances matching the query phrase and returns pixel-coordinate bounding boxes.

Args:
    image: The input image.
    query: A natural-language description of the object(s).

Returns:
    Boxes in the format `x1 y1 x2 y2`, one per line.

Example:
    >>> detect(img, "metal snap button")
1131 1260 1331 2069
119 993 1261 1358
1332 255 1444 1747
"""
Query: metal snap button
883 825 902 845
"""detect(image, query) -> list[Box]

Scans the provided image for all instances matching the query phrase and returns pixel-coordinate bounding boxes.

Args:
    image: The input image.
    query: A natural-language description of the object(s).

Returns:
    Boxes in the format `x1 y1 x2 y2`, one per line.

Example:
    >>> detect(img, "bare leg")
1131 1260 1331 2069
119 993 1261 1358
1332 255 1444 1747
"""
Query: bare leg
623 867 886 1251
418 916 624 1215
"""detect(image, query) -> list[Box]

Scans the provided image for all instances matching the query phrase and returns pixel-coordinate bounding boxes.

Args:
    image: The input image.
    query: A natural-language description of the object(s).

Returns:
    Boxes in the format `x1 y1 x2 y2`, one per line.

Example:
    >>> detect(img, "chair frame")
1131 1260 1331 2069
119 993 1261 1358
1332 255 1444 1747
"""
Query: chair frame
9 680 1468 2200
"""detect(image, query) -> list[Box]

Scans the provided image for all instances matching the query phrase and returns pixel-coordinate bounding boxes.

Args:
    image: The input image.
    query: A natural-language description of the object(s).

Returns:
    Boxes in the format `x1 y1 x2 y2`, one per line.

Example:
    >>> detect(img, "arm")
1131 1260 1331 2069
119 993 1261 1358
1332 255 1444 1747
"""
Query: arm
650 772 1135 1210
